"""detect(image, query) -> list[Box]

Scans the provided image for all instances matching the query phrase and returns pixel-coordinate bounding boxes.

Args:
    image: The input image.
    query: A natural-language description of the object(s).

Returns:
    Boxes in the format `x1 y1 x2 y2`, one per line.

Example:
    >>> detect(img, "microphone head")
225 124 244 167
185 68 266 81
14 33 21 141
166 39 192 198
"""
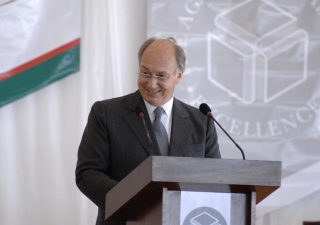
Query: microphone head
199 103 211 116
135 105 145 118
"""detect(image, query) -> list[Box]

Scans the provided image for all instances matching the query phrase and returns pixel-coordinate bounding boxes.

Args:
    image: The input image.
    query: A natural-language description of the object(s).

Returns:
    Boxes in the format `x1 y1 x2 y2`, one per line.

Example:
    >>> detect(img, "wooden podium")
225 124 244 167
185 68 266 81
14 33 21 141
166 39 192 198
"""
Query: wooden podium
105 156 281 225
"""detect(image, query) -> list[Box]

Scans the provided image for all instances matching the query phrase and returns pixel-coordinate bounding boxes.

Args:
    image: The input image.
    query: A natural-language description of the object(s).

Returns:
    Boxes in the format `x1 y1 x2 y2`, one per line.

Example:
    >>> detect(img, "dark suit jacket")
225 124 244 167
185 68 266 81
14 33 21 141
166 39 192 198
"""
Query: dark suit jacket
75 90 221 225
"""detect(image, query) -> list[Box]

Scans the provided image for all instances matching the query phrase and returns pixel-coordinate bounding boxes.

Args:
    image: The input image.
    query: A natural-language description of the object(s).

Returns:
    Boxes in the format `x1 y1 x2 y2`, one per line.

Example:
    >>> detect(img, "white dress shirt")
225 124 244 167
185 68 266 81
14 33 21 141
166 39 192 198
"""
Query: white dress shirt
143 97 173 143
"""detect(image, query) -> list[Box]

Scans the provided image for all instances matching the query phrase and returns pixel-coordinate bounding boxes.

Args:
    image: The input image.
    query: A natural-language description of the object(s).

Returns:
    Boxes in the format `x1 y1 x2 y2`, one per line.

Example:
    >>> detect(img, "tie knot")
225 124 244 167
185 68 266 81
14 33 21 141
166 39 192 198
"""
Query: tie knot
154 107 165 119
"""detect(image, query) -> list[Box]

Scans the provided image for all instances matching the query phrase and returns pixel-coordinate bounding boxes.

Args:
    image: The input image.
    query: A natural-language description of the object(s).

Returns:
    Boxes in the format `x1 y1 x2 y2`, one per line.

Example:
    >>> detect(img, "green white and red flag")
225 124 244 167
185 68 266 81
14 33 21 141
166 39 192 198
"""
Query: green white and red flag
0 0 81 107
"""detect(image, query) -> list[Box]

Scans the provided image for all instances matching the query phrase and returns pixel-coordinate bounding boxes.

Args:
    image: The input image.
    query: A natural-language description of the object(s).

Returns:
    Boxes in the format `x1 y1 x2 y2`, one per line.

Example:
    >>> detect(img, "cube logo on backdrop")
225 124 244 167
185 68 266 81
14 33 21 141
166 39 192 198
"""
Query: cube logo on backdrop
208 0 307 104
148 0 320 138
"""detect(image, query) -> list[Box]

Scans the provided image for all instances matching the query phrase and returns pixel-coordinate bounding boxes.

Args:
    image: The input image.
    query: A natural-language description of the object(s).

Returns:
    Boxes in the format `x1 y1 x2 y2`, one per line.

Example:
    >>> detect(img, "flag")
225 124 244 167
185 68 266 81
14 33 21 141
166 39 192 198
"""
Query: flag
0 0 81 107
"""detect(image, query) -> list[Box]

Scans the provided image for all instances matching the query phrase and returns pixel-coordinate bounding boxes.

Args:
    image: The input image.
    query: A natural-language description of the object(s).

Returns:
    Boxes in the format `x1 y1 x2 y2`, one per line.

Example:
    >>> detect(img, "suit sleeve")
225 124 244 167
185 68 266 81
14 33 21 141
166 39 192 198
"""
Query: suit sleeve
205 116 221 159
75 101 118 209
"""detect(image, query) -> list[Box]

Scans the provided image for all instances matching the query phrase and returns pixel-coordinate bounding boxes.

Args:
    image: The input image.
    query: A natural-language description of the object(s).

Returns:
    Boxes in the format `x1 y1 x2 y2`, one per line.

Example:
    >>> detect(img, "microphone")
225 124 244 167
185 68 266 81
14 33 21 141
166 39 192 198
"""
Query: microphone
135 106 153 155
199 103 246 160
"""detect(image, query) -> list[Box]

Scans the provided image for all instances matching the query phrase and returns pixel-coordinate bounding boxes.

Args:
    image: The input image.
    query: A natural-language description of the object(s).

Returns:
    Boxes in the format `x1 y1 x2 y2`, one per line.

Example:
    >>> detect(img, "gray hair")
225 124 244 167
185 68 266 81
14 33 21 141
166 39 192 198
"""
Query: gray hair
137 37 186 72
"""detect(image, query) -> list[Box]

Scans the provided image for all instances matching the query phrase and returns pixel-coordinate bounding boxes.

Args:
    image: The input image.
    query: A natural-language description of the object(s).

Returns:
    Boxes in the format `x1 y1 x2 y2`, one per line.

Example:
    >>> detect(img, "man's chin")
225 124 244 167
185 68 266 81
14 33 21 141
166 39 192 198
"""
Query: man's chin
145 98 160 106
143 92 159 100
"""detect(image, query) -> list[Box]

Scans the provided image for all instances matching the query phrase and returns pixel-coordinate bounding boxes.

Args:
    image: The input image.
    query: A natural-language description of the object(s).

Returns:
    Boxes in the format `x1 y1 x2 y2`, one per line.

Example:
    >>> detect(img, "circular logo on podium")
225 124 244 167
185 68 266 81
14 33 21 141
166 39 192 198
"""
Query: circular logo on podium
182 206 227 225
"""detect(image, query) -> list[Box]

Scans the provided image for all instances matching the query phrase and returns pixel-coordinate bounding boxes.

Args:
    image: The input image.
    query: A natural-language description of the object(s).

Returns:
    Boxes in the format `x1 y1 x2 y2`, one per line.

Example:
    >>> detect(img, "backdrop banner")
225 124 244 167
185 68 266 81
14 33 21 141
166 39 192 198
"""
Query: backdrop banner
147 0 320 217
0 0 81 107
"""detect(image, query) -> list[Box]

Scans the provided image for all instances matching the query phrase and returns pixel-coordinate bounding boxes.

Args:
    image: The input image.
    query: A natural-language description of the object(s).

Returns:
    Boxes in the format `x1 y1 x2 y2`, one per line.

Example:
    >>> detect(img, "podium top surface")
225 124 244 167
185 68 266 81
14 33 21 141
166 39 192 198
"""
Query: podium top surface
105 156 281 220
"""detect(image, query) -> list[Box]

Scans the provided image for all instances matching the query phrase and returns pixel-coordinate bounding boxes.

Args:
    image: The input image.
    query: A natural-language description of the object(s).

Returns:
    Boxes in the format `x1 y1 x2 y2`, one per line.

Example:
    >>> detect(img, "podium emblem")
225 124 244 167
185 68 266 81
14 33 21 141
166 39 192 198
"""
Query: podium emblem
190 211 219 225
183 207 227 225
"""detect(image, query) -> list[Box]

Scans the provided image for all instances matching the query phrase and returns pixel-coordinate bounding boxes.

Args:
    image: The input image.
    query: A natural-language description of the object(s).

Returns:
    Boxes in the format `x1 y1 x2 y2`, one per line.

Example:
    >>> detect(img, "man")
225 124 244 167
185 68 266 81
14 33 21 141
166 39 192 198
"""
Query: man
75 37 221 225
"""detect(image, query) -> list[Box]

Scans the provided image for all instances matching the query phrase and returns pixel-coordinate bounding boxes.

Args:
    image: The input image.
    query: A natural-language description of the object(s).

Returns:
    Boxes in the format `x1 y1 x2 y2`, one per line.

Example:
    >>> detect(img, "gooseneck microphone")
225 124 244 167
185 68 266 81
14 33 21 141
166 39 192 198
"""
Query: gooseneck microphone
135 106 153 155
199 103 246 160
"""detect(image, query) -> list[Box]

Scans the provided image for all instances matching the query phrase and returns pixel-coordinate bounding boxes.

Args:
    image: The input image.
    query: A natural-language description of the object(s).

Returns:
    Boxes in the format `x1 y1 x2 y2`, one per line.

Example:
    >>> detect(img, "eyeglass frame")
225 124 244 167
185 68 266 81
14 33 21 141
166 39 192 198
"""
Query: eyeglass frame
137 65 181 81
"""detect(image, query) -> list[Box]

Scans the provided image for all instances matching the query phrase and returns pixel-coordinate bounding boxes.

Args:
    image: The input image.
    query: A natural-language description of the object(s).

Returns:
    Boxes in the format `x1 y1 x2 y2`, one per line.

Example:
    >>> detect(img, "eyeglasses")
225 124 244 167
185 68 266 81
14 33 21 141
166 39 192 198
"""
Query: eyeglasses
137 72 173 81
137 65 181 81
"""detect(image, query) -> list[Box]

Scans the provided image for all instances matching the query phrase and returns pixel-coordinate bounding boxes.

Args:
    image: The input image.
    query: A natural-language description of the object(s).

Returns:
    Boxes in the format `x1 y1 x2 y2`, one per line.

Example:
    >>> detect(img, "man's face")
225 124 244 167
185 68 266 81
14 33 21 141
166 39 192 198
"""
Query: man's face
138 40 183 107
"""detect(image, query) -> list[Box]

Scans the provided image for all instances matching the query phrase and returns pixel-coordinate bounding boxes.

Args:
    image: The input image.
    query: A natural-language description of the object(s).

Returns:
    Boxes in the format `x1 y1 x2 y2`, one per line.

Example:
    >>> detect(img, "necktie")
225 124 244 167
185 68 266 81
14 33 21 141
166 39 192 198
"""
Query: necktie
153 107 169 155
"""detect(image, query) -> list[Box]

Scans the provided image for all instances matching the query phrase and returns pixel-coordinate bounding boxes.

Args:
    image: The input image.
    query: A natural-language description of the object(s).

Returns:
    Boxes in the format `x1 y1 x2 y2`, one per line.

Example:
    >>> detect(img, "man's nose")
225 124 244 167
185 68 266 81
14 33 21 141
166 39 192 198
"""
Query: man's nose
146 76 159 87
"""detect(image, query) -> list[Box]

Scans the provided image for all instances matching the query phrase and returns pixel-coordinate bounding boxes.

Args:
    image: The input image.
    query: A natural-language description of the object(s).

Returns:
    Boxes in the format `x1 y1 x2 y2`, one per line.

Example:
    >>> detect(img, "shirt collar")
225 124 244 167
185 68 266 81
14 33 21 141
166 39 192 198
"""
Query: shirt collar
143 97 174 118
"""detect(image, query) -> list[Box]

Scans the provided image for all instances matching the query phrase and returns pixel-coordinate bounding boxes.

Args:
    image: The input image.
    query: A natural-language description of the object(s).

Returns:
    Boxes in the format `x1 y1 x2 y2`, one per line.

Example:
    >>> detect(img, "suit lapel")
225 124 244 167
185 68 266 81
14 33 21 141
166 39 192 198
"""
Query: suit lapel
169 99 192 156
122 91 161 156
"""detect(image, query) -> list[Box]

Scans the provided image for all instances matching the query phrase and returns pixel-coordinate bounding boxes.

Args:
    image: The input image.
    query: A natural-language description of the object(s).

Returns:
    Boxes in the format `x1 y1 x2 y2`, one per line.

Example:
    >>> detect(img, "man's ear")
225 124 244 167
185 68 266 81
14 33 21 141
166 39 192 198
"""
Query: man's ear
175 71 183 84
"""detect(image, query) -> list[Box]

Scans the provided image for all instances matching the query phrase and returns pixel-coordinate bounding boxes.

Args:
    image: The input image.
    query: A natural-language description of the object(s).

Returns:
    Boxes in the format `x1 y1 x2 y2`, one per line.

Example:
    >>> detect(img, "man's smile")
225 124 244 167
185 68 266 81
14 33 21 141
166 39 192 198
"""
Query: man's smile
146 88 161 94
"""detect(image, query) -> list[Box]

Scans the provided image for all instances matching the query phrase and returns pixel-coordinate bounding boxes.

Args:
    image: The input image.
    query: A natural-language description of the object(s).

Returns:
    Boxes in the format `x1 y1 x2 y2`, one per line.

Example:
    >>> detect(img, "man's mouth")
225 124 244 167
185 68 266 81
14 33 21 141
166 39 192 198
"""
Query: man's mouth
147 89 161 94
